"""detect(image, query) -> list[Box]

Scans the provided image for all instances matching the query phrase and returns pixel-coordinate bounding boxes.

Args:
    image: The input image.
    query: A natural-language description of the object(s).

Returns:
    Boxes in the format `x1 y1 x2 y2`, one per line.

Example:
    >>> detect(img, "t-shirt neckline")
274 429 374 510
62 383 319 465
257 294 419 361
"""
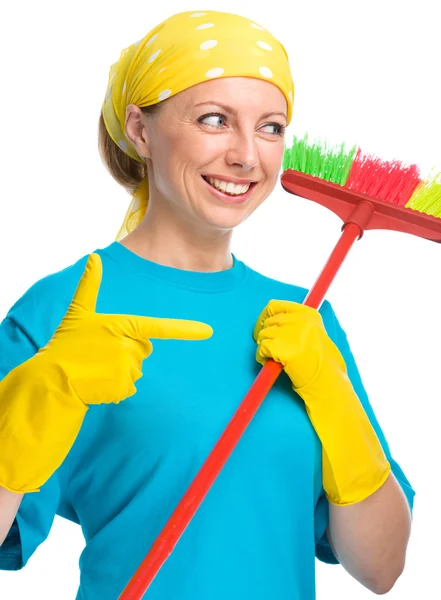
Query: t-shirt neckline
99 241 247 293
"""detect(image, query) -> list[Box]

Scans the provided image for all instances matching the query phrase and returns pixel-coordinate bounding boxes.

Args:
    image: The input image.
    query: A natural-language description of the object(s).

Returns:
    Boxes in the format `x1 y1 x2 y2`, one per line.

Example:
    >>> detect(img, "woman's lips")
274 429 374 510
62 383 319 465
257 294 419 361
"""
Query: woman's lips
201 176 257 204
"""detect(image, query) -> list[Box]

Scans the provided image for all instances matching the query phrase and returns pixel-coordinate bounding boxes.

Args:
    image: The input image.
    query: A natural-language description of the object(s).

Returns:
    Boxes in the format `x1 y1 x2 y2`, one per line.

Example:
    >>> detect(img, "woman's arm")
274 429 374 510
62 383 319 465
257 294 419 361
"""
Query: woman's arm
327 472 412 594
0 486 23 546
253 299 414 592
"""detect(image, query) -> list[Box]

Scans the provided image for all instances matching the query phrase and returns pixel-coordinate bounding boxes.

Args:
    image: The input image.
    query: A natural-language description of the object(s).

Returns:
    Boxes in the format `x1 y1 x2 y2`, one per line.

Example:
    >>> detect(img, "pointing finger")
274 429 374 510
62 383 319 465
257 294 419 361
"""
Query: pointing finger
71 254 102 313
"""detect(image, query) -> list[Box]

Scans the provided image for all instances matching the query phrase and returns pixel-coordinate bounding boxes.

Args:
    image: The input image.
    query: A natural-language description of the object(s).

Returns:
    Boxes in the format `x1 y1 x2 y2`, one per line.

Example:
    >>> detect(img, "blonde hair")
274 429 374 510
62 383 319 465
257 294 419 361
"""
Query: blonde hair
97 104 162 196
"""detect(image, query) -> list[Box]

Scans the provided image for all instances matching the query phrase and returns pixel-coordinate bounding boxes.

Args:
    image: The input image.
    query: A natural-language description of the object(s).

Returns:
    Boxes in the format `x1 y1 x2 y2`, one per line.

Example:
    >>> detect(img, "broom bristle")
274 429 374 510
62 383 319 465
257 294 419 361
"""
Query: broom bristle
345 148 422 206
284 134 356 186
405 171 441 218
283 135 441 219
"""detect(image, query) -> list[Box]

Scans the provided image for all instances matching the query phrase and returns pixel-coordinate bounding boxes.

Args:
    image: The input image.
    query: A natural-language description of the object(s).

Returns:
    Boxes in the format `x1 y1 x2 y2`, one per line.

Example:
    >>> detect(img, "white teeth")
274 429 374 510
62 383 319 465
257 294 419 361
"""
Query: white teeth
218 179 227 193
207 177 251 195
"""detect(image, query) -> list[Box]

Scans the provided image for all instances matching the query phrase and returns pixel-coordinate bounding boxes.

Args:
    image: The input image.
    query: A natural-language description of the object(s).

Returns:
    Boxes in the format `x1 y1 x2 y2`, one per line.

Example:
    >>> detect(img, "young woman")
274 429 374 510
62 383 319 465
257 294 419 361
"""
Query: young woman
0 10 414 600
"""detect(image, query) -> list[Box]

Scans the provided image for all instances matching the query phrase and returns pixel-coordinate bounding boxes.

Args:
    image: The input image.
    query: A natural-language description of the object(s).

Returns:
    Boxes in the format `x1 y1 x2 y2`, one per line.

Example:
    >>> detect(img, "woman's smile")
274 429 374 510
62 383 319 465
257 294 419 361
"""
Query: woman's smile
201 174 258 204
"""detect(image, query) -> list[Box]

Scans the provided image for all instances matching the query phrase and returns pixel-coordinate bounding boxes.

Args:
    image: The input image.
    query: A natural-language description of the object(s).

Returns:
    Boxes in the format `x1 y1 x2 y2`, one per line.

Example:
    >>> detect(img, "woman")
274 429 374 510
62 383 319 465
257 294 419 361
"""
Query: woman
0 10 414 600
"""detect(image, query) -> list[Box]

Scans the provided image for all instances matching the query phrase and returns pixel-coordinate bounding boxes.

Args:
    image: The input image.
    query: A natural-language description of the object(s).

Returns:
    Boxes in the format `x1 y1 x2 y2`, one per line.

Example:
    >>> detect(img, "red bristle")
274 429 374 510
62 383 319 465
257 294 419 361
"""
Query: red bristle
345 148 422 205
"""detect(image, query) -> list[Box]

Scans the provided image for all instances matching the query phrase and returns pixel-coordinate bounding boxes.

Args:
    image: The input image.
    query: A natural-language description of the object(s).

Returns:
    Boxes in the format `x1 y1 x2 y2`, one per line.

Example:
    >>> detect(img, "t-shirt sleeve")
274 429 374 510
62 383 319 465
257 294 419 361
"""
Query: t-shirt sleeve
0 305 70 570
313 300 416 564
0 471 65 570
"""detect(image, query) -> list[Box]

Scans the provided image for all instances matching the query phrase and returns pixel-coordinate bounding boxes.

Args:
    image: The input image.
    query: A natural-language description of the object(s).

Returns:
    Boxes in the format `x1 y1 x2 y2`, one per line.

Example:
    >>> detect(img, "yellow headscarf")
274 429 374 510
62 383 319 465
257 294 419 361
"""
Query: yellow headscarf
102 10 294 240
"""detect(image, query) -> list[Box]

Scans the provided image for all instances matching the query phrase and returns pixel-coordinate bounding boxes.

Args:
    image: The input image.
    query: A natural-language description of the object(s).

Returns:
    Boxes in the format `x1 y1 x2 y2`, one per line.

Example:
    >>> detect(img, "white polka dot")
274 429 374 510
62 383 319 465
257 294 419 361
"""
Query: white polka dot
158 89 172 101
105 86 112 100
157 67 167 75
148 49 162 63
200 40 218 50
196 23 215 30
118 140 128 151
206 67 224 78
122 81 127 94
256 41 272 51
288 91 293 102
190 12 206 17
250 23 265 31
259 66 273 78
146 33 158 47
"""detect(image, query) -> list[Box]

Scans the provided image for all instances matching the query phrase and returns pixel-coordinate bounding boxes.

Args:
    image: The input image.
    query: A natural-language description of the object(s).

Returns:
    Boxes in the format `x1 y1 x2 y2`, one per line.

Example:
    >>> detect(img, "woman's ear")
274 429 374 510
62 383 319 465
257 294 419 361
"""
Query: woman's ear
125 104 152 159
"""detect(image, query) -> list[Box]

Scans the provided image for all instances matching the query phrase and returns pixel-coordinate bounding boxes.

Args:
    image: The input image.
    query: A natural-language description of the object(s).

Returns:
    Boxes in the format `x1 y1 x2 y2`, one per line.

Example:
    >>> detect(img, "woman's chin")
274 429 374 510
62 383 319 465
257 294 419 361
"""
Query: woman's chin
198 204 252 231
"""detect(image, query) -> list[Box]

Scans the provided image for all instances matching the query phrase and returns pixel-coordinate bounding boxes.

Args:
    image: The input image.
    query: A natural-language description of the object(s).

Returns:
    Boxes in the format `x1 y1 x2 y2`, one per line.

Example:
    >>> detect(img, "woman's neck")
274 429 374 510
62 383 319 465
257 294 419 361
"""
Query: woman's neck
119 198 234 273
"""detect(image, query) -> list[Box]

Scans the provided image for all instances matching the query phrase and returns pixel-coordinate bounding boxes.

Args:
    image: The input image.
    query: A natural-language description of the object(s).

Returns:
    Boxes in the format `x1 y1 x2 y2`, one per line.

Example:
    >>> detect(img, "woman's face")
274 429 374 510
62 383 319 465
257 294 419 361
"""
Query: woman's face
126 77 288 233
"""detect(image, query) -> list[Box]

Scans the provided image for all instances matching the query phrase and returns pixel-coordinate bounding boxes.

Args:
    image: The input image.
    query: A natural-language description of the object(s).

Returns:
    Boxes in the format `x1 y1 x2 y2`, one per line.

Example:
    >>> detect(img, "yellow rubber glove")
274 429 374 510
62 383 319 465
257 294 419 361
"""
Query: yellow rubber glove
0 253 213 494
254 299 391 506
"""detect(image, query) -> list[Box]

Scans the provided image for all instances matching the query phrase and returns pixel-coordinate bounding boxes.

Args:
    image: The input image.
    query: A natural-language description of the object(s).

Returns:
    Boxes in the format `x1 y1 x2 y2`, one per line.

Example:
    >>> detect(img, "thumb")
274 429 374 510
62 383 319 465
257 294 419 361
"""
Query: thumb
70 253 102 313
120 314 213 342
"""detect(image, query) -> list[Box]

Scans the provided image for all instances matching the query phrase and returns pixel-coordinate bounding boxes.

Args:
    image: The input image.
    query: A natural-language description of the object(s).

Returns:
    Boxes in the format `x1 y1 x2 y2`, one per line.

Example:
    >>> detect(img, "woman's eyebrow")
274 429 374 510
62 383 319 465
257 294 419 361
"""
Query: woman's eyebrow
194 101 287 121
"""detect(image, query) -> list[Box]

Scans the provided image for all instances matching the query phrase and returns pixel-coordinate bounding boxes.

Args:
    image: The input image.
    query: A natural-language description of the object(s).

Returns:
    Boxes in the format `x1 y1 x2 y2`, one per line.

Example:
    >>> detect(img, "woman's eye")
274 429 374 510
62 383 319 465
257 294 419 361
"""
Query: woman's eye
198 113 226 128
260 123 286 136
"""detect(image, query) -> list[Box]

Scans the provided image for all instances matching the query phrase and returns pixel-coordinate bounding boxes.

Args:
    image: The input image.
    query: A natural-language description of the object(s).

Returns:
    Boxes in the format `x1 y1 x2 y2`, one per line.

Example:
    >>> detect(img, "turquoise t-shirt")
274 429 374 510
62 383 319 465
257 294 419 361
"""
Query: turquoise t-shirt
0 242 415 599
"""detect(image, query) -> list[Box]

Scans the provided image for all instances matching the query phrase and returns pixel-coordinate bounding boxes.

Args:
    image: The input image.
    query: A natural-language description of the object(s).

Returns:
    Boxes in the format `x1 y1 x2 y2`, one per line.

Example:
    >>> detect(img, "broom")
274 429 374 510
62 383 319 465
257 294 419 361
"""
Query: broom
118 135 441 599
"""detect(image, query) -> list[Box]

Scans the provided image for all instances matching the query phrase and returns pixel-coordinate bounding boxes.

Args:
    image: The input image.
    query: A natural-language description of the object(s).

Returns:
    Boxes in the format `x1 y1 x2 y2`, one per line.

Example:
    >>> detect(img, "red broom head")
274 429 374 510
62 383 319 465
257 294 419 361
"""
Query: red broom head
281 135 441 241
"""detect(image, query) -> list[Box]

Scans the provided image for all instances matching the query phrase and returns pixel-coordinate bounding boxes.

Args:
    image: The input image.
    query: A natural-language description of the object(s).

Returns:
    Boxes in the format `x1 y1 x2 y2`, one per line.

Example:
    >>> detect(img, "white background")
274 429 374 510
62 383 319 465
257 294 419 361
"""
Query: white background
1 0 440 597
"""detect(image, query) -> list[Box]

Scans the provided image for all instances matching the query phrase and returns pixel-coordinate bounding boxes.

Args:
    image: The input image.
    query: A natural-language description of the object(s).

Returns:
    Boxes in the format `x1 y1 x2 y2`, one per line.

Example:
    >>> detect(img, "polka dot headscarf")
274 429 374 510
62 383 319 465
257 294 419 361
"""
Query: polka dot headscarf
102 10 295 240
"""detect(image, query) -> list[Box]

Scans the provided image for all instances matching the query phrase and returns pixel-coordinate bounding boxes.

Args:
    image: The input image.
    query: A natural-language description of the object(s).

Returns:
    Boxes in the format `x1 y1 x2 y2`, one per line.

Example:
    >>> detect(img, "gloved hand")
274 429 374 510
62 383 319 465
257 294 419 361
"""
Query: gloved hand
253 299 390 506
0 253 213 494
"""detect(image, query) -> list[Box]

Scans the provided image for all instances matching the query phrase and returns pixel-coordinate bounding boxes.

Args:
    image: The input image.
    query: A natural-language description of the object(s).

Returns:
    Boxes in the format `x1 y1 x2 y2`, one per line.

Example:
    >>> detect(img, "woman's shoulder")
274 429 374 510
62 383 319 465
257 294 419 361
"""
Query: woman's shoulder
242 260 335 319
3 247 105 348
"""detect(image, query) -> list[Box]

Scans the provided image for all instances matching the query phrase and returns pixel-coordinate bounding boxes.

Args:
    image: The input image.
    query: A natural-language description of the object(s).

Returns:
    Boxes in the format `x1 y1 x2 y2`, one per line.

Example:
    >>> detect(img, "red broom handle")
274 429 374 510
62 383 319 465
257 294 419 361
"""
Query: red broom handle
119 222 362 599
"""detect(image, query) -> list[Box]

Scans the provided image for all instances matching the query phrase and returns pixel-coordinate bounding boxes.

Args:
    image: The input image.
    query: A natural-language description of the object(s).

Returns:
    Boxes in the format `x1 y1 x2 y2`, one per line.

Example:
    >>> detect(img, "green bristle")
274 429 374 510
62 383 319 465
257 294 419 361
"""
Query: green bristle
282 134 357 186
282 143 291 171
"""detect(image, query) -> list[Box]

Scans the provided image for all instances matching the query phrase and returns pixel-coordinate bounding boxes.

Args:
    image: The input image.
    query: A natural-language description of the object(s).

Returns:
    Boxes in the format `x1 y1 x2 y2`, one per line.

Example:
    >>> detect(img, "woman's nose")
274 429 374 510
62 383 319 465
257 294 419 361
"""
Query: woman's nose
225 133 259 171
